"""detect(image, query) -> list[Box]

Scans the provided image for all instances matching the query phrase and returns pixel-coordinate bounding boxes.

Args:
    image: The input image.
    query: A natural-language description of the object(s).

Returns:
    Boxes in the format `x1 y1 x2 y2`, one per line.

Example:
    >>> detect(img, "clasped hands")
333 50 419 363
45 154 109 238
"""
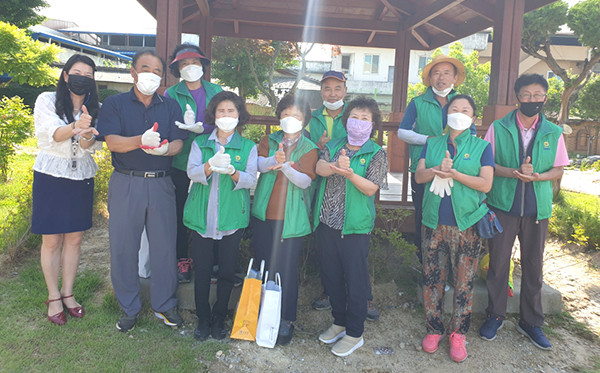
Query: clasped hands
329 149 354 178
268 143 295 171
430 151 454 197
72 105 98 140
208 146 235 175
140 122 169 155
513 156 539 182
175 104 204 133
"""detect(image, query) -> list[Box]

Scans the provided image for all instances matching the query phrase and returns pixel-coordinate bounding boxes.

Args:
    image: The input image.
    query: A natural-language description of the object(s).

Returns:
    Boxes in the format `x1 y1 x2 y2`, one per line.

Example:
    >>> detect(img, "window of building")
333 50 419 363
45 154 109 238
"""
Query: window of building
110 34 126 46
418 56 429 73
129 35 143 47
388 66 394 82
364 54 379 74
145 36 156 47
341 54 352 73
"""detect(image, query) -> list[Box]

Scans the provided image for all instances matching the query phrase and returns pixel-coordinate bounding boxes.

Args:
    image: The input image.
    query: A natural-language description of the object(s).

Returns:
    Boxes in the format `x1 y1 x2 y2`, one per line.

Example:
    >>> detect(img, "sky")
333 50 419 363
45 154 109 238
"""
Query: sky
38 0 157 33
38 0 584 34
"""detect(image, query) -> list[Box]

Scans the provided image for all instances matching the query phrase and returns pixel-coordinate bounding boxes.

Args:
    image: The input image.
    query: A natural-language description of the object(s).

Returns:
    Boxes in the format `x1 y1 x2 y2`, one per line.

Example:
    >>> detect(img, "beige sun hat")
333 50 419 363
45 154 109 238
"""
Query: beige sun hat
421 54 466 87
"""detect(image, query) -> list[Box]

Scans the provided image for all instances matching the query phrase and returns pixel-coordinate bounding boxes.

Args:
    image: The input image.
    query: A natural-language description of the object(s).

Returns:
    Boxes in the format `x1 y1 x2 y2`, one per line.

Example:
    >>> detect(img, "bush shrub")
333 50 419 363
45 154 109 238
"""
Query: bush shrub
92 145 113 214
98 89 120 103
549 191 600 250
369 206 417 282
0 84 54 108
0 96 34 181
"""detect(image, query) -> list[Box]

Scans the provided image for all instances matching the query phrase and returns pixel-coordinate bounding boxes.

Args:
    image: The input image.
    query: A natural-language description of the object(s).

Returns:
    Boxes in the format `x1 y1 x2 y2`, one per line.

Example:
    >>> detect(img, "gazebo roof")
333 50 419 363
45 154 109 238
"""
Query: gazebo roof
139 0 555 50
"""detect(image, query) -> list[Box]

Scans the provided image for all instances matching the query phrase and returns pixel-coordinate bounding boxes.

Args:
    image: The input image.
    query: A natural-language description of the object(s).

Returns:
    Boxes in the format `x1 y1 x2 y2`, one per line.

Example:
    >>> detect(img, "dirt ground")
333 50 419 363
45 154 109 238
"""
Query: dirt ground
4 212 591 373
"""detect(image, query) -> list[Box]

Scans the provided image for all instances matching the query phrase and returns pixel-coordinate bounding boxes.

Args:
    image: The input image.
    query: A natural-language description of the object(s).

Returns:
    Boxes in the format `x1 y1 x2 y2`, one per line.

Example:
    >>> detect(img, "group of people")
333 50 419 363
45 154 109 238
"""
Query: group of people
32 45 567 361
400 55 568 362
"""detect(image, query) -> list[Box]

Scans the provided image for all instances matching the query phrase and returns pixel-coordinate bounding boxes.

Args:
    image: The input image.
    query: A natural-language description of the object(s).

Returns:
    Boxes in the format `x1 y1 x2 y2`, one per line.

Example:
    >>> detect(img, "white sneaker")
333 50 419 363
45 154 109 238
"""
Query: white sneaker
331 335 364 357
318 324 346 344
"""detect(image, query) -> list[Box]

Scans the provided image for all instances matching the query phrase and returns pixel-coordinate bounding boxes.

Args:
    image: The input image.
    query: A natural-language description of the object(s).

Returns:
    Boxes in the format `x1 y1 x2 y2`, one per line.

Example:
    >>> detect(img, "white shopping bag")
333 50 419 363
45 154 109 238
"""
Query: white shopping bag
256 272 282 348
138 227 151 278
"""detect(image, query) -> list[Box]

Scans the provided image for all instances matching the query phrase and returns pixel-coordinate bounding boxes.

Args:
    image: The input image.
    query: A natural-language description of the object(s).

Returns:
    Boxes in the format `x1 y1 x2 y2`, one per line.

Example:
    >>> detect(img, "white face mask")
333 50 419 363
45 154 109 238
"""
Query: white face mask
135 72 161 96
280 116 303 134
432 83 454 98
447 112 473 131
180 64 204 82
215 116 239 132
323 99 344 111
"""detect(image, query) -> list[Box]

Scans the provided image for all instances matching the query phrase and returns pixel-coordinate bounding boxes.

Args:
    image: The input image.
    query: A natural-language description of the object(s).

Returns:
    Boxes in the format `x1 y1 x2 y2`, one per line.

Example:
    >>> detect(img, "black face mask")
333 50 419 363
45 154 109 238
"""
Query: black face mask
518 101 544 118
67 74 95 96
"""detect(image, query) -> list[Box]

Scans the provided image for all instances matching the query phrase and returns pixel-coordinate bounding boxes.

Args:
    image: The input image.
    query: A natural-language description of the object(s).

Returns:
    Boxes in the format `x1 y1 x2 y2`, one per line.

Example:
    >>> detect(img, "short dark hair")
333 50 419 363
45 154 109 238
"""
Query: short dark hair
168 43 210 78
275 94 312 127
132 50 166 75
341 96 382 138
514 74 548 96
205 91 250 128
447 94 477 117
55 54 100 124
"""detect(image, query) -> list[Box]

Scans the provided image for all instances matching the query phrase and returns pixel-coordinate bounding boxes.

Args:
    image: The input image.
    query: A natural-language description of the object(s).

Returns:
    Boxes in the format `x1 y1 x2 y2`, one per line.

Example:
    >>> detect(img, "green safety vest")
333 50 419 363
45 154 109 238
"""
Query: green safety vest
421 131 490 231
313 137 382 235
408 87 457 172
251 131 318 238
307 104 347 144
487 110 563 220
183 131 254 233
166 80 223 171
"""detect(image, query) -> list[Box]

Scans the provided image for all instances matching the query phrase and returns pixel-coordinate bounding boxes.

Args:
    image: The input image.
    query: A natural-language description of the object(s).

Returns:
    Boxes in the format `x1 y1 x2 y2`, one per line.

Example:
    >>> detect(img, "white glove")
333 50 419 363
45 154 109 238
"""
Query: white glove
211 165 236 175
183 104 195 125
141 123 161 148
430 175 453 197
175 104 205 134
142 141 169 156
208 146 231 169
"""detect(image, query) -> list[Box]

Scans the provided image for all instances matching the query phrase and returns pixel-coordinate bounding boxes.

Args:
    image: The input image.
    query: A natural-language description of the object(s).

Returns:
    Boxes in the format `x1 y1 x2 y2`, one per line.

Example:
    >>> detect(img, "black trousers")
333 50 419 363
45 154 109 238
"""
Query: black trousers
170 167 191 260
190 229 243 322
251 217 303 322
411 173 425 263
317 223 370 337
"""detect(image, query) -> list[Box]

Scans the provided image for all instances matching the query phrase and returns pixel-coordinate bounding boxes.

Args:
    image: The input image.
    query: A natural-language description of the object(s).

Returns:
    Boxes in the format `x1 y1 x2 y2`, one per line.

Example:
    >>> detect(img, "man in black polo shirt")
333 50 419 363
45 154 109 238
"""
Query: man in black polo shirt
96 50 187 332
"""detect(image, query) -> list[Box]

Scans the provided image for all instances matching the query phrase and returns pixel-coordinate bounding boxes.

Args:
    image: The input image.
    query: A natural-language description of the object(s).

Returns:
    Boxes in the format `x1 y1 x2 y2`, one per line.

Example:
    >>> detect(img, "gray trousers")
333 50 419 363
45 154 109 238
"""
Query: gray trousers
485 207 549 327
108 171 178 316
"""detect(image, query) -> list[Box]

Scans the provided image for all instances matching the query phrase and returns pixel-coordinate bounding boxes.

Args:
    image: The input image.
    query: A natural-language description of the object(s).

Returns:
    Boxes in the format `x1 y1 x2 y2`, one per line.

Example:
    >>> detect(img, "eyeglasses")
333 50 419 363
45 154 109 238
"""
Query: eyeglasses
518 93 546 100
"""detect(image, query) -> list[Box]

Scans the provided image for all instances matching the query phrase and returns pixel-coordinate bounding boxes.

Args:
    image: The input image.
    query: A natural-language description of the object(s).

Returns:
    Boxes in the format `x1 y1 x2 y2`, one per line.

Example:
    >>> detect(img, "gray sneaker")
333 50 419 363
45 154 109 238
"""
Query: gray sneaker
116 313 137 332
312 294 331 311
154 307 183 327
366 300 380 322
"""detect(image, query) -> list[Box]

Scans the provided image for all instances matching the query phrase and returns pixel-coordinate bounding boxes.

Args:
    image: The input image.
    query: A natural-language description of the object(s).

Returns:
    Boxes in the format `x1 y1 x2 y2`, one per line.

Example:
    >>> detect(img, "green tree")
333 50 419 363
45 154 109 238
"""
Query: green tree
0 96 33 181
575 74 600 121
0 0 48 29
544 77 564 120
406 43 490 118
0 21 59 87
211 37 298 108
521 0 600 125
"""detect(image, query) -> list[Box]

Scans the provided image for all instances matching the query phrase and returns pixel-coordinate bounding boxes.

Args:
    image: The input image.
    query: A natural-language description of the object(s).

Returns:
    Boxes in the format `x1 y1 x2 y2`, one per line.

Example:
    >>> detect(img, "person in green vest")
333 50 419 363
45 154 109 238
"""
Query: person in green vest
306 70 348 149
251 94 319 345
314 97 388 357
398 55 474 264
183 91 257 341
479 74 569 350
165 44 223 283
415 95 494 363
307 71 380 321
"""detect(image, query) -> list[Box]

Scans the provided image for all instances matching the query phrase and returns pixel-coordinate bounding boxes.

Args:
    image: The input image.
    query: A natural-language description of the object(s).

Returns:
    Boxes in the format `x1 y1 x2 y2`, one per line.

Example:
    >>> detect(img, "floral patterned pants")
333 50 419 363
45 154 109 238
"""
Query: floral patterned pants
422 225 482 335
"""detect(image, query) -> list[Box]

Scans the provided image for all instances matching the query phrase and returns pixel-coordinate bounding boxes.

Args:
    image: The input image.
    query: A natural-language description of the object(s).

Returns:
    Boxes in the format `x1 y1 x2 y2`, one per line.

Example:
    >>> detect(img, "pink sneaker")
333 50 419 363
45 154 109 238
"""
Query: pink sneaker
449 332 467 362
422 334 444 353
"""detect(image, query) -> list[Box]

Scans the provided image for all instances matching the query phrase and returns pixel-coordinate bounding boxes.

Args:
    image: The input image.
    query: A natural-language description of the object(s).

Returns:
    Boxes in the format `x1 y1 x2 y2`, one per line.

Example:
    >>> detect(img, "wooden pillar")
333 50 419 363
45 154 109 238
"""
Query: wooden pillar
388 31 410 178
197 15 214 81
156 0 182 88
482 0 524 126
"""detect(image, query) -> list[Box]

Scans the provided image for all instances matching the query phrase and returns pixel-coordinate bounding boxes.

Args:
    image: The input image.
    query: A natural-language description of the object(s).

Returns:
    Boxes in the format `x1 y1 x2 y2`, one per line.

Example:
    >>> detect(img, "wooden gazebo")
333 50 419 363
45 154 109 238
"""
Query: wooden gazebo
138 0 555 208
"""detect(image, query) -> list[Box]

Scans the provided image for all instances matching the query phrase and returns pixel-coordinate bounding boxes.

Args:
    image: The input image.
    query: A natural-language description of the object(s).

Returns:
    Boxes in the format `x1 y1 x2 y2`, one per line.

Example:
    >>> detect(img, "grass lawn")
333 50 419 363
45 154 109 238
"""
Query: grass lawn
0 259 228 372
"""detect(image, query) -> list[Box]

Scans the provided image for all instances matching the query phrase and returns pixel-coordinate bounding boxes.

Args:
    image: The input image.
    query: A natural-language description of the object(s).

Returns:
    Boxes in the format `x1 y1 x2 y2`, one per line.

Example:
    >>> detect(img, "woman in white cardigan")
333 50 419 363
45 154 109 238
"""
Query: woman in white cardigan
32 54 101 325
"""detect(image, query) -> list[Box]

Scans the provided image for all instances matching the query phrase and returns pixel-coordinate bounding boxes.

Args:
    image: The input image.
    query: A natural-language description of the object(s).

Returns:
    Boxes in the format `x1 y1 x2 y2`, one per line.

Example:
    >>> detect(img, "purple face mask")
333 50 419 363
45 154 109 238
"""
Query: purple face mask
346 118 373 146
